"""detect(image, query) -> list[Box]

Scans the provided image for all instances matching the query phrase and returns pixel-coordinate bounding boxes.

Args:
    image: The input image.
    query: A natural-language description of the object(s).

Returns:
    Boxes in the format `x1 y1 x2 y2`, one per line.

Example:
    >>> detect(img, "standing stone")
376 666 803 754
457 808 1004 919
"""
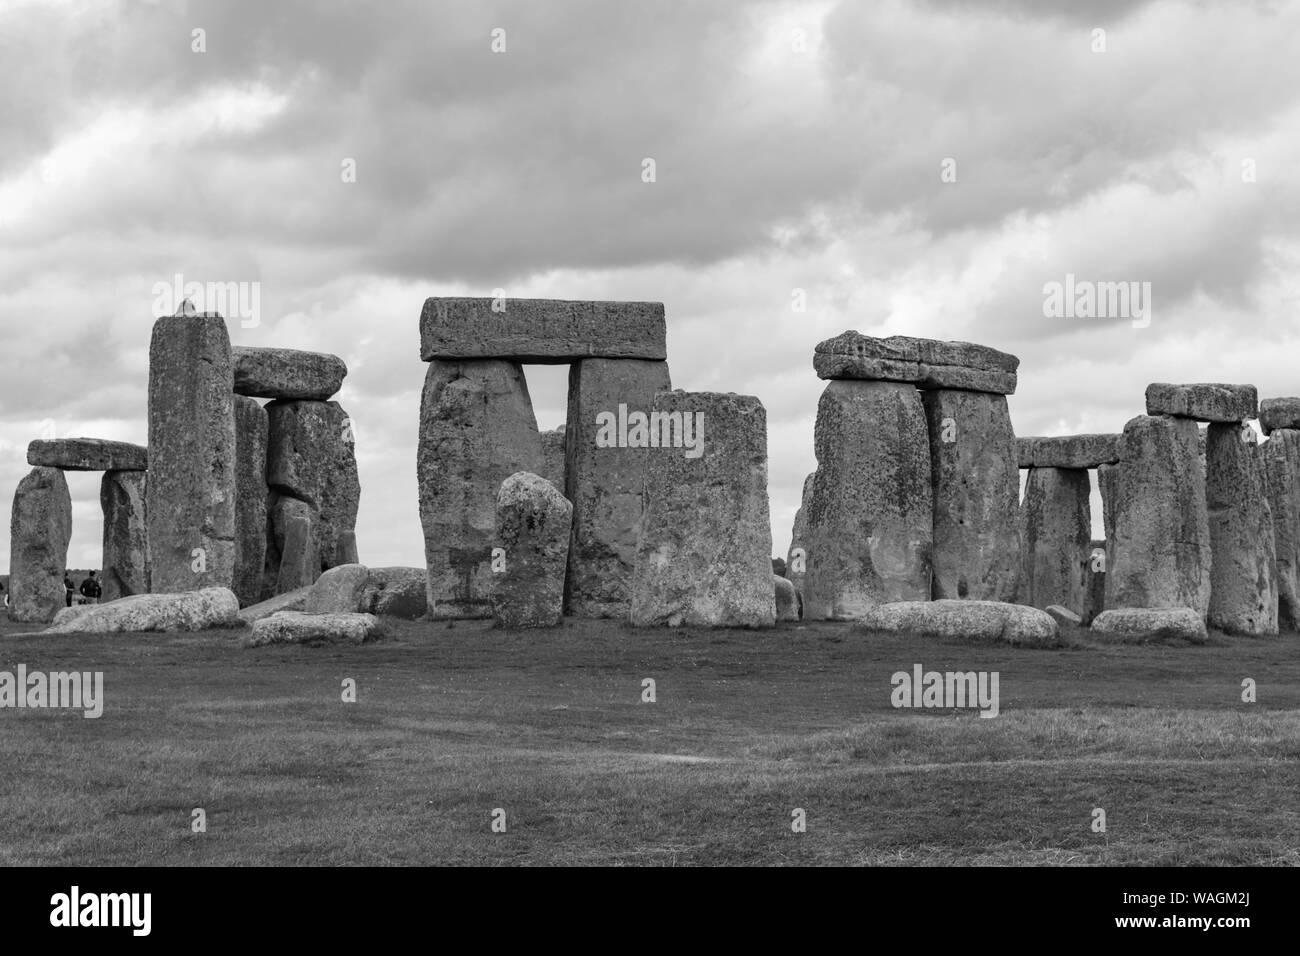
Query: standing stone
804 381 932 620
1264 429 1300 631
492 473 572 627
1019 468 1091 614
419 360 546 619
1097 462 1120 552
265 400 360 572
1206 424 1278 635
1105 415 1211 617
233 396 268 607
147 313 236 592
538 425 567 492
8 467 72 623
268 495 319 594
774 575 800 622
786 471 816 605
1083 539 1107 626
923 389 1020 601
630 391 774 627
565 358 672 618
100 470 148 603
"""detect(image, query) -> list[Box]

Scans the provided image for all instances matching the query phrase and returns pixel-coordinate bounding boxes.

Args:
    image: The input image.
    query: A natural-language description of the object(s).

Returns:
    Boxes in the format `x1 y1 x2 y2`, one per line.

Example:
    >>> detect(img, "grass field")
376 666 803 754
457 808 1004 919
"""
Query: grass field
1 616 1297 866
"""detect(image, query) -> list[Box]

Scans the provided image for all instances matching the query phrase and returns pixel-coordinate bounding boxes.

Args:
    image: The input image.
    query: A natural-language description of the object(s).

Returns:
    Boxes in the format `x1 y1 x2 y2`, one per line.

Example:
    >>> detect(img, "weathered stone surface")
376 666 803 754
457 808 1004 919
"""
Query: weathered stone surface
1016 434 1121 469
1045 605 1083 627
337 529 359 565
1263 429 1300 631
232 395 268 607
1083 540 1107 626
1091 607 1208 644
147 313 236 592
305 563 371 614
564 359 672 618
630 391 775 628
1098 463 1120 552
419 360 546 619
856 600 1059 646
267 495 320 595
245 611 383 647
232 346 347 400
27 438 147 472
813 332 1018 394
805 380 932 619
359 567 427 619
539 425 567 492
265 399 360 572
1145 383 1257 422
100 470 148 603
1260 398 1300 436
8 467 72 623
238 586 311 624
420 298 667 363
492 473 572 628
923 389 1020 601
1206 425 1278 635
1105 415 1211 618
774 575 799 622
1020 467 1091 615
45 587 240 633
786 471 815 604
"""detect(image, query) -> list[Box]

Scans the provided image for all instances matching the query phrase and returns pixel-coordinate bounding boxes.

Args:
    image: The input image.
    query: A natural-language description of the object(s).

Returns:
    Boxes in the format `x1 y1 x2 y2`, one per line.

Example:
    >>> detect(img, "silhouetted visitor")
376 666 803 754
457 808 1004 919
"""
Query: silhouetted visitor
64 574 75 607
79 571 102 605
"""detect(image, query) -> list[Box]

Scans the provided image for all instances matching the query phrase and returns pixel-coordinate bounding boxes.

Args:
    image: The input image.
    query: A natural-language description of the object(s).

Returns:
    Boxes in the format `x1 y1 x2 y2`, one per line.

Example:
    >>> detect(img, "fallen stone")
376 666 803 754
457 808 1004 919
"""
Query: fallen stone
1263 428 1300 631
305 563 371 614
44 587 240 633
245 611 383 647
1045 605 1083 627
232 346 347 401
419 360 546 619
630 391 775 628
1020 467 1091 615
147 313 236 592
564 358 671 618
1105 415 1211 618
813 332 1018 394
1260 398 1300 436
27 438 147 472
855 600 1059 646
359 567 428 619
7 466 72 623
774 575 799 622
492 473 572 628
100 470 148 603
1090 607 1208 644
923 389 1020 601
1206 424 1278 635
1016 434 1122 469
538 425 567 493
232 395 268 607
1145 383 1257 422
420 297 667 363
265 400 360 570
785 471 816 604
238 586 312 624
804 380 932 619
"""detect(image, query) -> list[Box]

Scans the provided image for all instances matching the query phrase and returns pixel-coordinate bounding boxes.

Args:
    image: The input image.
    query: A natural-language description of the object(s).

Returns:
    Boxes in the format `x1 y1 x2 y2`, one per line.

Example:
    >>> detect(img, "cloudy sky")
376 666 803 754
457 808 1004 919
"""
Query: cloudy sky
1 0 1298 573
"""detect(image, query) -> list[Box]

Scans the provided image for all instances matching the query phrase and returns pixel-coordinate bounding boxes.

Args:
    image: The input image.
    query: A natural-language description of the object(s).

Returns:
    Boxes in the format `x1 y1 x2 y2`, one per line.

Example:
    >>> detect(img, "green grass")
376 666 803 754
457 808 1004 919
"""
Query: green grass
0 616 1296 865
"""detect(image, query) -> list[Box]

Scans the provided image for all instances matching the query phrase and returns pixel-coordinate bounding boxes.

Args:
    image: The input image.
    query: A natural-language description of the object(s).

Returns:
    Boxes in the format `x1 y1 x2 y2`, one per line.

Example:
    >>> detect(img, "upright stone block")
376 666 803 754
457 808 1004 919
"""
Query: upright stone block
1105 415 1211 617
786 471 816 606
630 391 774 628
269 494 320 594
8 467 72 623
1263 429 1300 631
419 360 546 619
1206 424 1278 635
233 395 268 607
493 473 572 628
564 358 672 618
804 380 932 620
100 470 148 603
923 389 1020 601
538 425 567 492
1019 468 1091 614
147 313 236 592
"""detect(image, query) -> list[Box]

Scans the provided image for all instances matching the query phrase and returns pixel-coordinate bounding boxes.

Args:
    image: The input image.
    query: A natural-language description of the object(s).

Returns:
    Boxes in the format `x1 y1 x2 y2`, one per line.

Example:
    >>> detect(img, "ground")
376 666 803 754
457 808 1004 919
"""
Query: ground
0 616 1296 866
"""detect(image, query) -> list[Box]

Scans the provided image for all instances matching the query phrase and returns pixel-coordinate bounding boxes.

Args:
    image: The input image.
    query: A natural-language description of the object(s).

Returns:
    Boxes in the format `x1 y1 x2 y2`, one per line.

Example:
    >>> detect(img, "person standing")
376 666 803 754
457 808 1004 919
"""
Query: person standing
63 573 75 607
79 571 102 605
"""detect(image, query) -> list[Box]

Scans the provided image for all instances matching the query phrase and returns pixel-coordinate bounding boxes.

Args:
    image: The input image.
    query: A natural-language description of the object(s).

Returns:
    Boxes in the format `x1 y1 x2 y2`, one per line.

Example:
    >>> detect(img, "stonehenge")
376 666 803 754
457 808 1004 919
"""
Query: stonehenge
8 467 73 623
492 472 572 628
100 470 148 603
1205 424 1277 635
28 438 147 472
1019 467 1091 615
